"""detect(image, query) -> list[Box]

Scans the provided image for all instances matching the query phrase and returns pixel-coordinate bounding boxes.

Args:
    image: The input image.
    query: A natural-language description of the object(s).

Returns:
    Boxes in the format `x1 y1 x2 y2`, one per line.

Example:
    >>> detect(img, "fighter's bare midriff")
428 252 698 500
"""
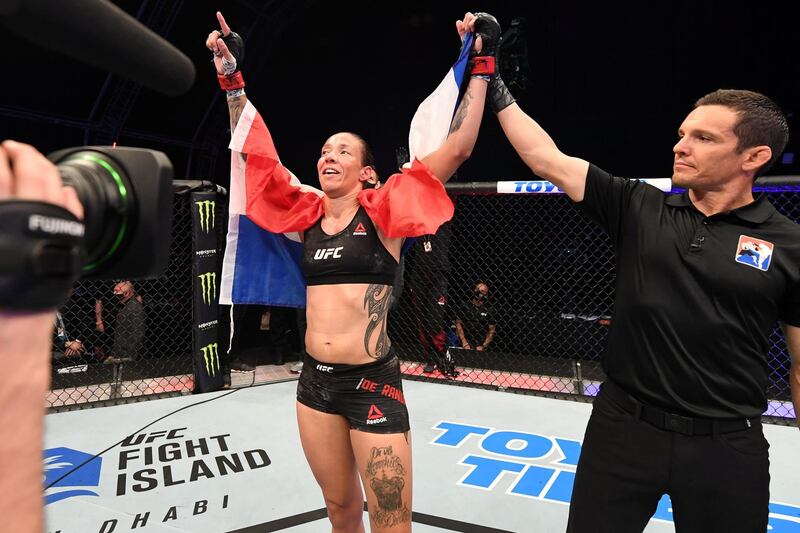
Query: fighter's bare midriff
305 282 393 365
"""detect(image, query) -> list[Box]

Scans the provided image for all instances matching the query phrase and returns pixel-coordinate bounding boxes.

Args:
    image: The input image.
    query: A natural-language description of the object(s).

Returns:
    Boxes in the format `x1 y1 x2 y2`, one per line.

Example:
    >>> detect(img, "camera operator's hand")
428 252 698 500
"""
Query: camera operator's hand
0 140 83 220
0 139 84 533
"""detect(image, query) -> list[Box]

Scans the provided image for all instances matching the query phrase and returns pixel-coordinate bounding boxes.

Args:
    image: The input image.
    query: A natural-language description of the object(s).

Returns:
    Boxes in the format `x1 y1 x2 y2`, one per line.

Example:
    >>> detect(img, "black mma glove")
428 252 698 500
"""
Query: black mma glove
488 75 516 114
469 13 517 113
468 13 501 77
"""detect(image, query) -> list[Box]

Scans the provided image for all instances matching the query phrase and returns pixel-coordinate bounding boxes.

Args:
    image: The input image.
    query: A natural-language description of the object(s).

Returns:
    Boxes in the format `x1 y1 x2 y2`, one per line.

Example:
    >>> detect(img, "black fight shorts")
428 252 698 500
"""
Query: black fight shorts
297 351 410 434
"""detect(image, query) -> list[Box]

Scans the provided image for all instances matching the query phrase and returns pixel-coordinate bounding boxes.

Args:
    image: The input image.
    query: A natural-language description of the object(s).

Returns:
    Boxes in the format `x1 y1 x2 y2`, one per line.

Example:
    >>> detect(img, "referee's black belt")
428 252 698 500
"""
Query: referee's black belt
599 381 760 436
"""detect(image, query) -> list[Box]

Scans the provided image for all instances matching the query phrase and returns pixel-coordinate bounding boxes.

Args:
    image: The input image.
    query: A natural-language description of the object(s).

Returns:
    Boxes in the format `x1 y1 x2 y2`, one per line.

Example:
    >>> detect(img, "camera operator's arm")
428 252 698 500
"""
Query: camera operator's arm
206 11 247 133
0 140 82 533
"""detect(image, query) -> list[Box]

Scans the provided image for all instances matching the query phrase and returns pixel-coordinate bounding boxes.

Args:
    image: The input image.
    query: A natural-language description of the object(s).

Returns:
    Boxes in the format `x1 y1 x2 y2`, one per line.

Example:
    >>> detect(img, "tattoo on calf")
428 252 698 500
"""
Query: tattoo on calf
364 284 392 359
366 446 411 527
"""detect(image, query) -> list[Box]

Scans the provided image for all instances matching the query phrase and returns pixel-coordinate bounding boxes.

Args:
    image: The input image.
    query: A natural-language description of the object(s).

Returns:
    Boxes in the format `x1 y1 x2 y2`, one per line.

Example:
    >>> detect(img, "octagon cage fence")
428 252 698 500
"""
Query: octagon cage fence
48 175 799 426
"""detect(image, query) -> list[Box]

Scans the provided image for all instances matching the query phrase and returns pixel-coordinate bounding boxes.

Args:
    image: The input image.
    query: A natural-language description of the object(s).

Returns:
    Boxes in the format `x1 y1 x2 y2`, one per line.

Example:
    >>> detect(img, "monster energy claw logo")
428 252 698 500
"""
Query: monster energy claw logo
198 272 217 305
201 342 220 377
196 200 216 233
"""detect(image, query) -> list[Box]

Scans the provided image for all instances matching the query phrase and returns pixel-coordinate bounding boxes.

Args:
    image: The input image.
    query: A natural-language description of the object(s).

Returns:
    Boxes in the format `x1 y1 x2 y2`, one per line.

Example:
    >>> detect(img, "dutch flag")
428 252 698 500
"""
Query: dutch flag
219 33 475 308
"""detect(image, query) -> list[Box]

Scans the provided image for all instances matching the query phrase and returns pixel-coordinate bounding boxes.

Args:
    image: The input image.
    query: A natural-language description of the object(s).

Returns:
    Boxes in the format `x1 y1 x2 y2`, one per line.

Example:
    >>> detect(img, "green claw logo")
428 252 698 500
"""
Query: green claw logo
198 272 217 305
201 342 220 377
196 200 216 233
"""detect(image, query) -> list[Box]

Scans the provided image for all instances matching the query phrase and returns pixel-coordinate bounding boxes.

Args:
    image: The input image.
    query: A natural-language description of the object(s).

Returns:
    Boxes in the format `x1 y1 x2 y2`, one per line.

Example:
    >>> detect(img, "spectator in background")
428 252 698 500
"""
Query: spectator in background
455 281 496 352
105 280 145 363
53 311 86 362
93 281 117 359
57 286 102 361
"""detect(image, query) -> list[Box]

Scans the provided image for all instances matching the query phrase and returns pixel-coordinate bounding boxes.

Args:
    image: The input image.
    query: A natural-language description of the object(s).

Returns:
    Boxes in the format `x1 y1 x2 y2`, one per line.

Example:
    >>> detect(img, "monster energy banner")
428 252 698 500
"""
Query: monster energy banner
191 191 224 392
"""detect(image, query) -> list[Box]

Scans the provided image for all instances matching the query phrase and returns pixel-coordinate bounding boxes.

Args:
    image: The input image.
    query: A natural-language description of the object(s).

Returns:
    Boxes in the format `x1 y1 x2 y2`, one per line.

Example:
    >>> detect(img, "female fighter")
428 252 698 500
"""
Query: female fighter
206 11 499 532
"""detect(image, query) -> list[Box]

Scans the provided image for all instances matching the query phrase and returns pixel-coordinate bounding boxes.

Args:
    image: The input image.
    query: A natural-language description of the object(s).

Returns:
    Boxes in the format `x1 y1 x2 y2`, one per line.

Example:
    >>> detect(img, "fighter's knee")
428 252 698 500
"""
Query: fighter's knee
324 497 363 531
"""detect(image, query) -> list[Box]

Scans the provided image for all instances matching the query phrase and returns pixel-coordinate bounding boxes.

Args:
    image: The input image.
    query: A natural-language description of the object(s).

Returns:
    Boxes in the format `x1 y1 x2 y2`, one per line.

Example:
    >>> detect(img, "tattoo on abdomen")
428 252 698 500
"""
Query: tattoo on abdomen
364 284 392 359
366 446 411 527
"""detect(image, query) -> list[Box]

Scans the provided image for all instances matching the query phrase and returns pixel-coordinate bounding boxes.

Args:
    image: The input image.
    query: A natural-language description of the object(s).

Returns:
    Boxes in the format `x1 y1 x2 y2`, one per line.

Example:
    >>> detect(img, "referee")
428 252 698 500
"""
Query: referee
491 83 800 532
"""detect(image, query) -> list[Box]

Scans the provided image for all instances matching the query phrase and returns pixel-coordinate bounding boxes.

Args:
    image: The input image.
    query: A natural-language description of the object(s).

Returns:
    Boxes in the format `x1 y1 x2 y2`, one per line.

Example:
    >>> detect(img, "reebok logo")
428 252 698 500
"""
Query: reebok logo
366 404 387 425
313 247 343 260
353 222 367 236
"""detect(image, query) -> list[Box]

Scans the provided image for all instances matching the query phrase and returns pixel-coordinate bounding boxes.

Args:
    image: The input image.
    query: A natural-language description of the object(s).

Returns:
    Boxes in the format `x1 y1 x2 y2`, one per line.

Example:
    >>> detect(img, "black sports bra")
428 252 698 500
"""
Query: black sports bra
301 206 398 286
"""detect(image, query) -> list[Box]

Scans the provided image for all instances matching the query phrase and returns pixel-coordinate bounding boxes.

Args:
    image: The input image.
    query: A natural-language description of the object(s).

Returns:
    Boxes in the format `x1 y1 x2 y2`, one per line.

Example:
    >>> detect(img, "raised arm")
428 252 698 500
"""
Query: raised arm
206 11 247 132
783 323 800 427
421 12 494 184
492 81 590 202
423 78 487 184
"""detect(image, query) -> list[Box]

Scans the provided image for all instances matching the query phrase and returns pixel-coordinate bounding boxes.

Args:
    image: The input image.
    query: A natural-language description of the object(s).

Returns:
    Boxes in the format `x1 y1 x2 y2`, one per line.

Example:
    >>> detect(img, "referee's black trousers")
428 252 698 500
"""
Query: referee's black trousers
566 382 770 533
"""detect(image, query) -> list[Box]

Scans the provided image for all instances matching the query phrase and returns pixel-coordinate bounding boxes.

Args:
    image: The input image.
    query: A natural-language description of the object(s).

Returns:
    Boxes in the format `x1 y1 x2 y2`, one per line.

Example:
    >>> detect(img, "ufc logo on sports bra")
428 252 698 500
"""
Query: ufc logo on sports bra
313 247 344 260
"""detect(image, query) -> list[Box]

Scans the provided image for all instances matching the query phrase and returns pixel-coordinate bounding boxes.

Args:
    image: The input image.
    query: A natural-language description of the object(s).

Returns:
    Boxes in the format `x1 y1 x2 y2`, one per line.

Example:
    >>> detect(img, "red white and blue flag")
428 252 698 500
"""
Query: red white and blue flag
220 33 475 307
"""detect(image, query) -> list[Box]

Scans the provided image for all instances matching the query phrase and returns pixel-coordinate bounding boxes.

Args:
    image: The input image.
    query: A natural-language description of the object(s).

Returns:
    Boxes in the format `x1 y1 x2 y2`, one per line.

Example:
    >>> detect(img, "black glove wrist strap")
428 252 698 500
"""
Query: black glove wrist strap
489 76 516 114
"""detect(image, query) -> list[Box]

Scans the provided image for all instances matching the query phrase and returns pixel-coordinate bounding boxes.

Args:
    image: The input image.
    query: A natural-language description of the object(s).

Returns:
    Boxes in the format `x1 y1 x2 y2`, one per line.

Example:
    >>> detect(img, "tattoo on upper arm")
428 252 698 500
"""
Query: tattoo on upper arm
227 95 246 133
364 284 392 359
366 446 411 527
448 85 473 134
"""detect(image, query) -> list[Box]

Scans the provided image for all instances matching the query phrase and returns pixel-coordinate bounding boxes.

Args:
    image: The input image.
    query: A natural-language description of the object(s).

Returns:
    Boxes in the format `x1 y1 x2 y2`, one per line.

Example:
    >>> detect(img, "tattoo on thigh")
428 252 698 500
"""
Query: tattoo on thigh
364 284 392 359
366 446 411 527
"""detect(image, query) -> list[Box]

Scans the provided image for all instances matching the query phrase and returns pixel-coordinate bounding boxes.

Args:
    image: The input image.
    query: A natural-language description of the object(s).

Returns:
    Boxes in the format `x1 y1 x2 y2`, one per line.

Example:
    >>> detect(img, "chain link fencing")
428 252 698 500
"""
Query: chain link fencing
389 182 800 425
48 189 226 409
48 178 797 423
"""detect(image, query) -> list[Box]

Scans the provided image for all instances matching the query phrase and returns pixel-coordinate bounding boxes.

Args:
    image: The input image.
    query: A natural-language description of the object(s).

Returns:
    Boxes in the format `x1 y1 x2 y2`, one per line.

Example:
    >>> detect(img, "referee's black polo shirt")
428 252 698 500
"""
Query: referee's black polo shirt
579 164 800 419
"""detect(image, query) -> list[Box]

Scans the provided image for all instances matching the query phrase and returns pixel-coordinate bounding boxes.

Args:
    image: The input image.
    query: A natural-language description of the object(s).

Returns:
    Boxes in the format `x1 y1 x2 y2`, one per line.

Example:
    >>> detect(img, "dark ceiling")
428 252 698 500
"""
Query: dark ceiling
2 0 799 189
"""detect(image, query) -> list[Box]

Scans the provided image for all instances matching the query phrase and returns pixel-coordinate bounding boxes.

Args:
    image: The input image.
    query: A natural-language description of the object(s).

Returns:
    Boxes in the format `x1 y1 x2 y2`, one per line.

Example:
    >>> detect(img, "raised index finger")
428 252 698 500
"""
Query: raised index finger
217 11 231 36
